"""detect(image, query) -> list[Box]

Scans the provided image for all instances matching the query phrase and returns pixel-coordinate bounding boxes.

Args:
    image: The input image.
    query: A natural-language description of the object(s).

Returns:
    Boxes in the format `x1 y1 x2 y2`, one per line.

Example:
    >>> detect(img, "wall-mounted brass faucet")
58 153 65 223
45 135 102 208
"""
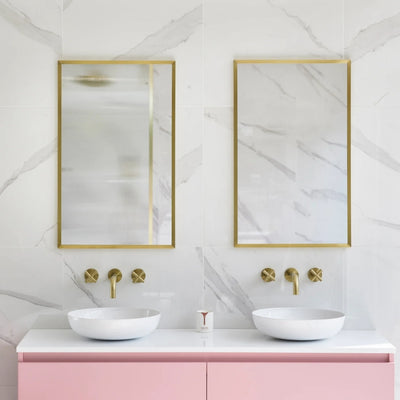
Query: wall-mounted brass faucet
108 268 122 298
285 268 299 295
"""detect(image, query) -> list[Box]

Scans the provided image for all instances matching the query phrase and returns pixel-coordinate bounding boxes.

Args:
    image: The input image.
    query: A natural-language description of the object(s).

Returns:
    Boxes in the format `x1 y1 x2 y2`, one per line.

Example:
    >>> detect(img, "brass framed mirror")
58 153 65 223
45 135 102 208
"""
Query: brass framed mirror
234 59 351 247
58 60 175 248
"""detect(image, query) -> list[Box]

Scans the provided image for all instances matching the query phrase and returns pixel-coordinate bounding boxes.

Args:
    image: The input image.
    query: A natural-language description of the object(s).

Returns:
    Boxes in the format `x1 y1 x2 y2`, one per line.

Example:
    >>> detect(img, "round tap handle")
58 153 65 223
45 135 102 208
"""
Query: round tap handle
84 268 98 283
308 268 323 282
132 268 146 283
260 268 275 282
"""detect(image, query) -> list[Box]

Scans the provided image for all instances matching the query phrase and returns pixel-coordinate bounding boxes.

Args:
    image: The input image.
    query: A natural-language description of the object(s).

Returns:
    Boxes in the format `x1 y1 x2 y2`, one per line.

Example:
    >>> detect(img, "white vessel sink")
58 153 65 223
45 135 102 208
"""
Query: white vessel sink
68 307 160 340
252 307 345 341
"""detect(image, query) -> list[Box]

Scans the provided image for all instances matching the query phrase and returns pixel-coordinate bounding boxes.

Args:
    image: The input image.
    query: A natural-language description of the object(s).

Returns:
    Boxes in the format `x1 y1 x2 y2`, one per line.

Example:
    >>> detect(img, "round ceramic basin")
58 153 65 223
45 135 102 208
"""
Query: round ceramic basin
68 307 160 340
252 307 345 341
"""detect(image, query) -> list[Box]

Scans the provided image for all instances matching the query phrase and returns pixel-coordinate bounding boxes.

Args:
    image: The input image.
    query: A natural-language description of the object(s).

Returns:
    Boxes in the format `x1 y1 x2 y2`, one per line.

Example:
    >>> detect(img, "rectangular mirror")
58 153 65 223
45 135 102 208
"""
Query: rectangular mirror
58 60 175 248
234 59 350 247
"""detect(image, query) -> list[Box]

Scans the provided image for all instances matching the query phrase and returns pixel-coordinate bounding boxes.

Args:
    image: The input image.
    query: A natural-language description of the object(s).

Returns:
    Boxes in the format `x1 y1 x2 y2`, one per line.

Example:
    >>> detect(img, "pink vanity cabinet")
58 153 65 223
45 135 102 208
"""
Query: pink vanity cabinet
17 329 395 400
18 356 205 400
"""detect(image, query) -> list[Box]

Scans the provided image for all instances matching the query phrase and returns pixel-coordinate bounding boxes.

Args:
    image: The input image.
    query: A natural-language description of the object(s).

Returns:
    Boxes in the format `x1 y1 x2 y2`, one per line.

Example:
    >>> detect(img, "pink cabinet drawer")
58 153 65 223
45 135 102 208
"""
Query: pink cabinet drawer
19 362 206 400
208 362 394 400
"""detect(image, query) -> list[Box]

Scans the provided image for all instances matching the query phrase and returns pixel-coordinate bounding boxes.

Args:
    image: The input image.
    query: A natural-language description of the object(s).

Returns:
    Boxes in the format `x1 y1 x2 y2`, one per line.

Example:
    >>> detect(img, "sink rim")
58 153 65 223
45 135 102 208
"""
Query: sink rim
68 307 160 322
252 307 345 321
252 307 345 341
67 307 161 340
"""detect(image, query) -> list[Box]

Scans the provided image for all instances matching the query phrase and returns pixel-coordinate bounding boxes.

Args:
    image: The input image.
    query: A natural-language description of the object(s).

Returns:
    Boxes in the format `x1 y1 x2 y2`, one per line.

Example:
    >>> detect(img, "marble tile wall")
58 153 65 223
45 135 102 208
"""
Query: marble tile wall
0 0 400 398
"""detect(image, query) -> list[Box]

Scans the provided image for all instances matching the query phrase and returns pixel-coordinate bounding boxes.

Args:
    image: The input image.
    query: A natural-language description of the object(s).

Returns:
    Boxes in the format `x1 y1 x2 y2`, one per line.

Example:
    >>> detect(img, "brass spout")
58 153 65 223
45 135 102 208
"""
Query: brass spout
285 268 299 295
108 269 122 298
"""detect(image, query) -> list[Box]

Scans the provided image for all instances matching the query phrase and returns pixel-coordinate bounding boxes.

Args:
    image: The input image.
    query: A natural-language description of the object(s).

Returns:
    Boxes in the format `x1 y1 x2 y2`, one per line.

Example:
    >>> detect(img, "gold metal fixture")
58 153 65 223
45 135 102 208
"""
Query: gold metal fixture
285 268 299 295
131 268 146 283
261 268 275 282
233 59 351 248
57 60 176 249
108 268 122 299
84 268 98 283
308 268 323 282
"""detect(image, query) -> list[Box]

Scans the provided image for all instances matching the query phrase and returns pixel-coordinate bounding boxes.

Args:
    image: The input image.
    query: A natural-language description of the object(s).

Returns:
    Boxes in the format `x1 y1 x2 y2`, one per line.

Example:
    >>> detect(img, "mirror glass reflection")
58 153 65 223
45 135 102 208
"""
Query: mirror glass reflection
235 60 350 247
59 61 175 248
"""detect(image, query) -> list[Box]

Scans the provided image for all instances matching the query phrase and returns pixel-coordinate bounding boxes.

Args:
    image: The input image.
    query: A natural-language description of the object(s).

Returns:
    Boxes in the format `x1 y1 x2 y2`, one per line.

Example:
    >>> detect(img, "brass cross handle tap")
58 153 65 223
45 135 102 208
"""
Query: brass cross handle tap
108 268 122 298
132 268 146 283
84 268 98 283
285 268 299 295
260 268 275 282
308 268 323 282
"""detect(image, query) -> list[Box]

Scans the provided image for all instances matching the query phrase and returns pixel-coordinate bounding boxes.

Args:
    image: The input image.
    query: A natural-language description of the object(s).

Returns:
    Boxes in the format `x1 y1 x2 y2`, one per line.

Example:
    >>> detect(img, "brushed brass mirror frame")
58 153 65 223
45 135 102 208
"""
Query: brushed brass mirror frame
57 60 175 249
234 59 351 248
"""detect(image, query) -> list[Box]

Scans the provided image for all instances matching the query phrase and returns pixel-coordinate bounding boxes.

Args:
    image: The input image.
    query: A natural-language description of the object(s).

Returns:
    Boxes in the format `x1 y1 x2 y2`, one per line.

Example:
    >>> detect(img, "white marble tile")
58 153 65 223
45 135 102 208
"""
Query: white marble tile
0 108 57 248
0 249 63 307
204 107 233 246
344 246 376 330
175 107 203 246
62 0 203 106
204 0 344 107
350 107 380 246
61 247 204 328
203 246 345 328
0 0 60 107
351 107 400 246
0 248 63 345
345 0 400 107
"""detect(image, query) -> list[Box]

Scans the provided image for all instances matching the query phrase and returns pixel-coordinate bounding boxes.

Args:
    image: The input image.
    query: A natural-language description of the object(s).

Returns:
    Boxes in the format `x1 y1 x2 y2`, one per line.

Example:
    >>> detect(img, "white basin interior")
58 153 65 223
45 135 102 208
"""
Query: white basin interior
252 307 345 341
68 307 160 340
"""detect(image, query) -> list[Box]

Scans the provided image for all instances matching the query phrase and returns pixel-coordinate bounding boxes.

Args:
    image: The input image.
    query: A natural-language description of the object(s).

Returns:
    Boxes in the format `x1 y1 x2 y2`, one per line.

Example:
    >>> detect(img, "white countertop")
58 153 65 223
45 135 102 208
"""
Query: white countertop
17 329 395 354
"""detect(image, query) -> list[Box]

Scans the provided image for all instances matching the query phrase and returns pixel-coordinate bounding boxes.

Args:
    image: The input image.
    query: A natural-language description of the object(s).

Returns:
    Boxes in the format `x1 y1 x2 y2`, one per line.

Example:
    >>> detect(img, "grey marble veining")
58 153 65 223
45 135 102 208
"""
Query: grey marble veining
0 333 15 347
239 121 287 137
115 5 202 59
34 223 57 248
322 138 347 149
294 232 316 243
238 199 272 244
0 139 56 197
352 127 400 174
238 139 296 181
293 201 311 217
0 290 62 311
199 248 254 319
296 64 347 106
252 64 296 100
63 0 72 11
177 146 202 186
0 0 61 54
301 188 347 203
297 140 347 175
61 257 101 307
346 11 400 61
368 217 400 231
266 0 341 57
